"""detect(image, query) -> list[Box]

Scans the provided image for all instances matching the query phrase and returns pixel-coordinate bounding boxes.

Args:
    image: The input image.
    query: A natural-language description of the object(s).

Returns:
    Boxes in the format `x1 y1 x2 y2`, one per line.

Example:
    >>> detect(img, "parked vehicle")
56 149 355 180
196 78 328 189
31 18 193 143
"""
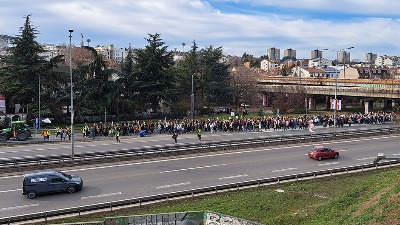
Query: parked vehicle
22 170 83 199
308 145 339 161
0 121 31 141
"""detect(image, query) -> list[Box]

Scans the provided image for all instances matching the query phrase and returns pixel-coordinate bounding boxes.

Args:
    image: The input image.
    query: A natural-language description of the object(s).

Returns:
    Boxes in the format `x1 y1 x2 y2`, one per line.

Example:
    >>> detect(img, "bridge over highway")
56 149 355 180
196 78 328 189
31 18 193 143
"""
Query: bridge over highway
257 77 400 112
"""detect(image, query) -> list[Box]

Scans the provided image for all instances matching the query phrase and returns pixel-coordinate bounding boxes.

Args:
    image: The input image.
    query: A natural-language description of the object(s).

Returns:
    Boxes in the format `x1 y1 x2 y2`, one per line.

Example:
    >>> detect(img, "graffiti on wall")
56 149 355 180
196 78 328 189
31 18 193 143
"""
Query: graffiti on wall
104 211 204 225
205 212 262 225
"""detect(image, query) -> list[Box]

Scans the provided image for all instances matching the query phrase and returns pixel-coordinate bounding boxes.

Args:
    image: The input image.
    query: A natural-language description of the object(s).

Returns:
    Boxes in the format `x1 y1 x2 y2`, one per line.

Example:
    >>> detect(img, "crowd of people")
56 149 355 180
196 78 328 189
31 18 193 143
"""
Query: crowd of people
51 111 395 142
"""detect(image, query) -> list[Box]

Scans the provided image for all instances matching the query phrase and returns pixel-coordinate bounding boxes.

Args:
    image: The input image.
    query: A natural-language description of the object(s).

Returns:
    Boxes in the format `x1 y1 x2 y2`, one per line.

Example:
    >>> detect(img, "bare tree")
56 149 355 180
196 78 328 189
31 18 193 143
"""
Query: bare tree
230 66 261 110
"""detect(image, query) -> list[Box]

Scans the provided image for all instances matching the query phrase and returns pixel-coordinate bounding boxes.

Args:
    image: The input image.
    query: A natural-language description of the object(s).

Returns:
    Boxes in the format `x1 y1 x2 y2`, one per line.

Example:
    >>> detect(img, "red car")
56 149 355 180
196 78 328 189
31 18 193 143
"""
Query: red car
308 146 339 161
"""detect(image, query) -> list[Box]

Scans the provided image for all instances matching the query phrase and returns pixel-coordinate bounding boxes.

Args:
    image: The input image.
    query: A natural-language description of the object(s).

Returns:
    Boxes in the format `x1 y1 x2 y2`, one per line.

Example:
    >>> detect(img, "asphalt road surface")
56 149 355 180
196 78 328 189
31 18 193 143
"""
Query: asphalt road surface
0 129 399 219
0 123 395 159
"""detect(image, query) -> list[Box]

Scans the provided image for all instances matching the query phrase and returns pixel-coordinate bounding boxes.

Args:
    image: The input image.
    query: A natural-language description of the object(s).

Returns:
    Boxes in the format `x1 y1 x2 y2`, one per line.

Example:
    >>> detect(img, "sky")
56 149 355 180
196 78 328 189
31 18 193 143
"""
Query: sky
1 0 400 61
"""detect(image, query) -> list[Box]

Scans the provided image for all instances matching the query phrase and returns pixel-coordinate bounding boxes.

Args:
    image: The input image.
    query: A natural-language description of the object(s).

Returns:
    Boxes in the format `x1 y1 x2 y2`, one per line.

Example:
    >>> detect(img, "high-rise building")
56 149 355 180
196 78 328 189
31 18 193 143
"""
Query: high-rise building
267 47 280 60
364 52 377 64
338 51 351 63
284 48 296 59
310 49 323 59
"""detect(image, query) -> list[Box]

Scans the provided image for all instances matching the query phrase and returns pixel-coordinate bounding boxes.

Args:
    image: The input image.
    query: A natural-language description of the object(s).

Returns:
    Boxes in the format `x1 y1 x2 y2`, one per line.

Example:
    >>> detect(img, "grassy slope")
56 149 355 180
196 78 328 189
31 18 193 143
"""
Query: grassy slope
29 167 400 225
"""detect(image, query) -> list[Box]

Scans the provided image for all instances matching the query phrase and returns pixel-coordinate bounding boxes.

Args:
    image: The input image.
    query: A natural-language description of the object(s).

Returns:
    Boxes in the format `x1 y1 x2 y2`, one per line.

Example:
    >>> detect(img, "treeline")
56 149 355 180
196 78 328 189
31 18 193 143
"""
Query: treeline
0 15 264 123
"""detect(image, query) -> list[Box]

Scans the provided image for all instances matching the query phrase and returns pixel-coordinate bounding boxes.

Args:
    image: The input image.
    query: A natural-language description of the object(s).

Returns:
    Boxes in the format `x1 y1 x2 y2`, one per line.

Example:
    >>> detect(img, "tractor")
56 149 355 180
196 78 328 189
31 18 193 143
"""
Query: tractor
0 121 32 141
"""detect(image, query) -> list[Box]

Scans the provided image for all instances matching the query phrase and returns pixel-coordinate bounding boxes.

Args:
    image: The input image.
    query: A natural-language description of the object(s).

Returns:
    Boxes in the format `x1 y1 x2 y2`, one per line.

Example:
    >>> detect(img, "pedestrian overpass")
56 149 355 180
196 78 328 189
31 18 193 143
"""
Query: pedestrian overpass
257 77 400 112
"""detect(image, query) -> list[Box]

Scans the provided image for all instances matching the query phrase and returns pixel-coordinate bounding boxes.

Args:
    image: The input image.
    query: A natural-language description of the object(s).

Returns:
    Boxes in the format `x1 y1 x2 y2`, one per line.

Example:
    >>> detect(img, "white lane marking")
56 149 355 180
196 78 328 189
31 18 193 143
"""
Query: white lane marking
0 189 21 193
219 174 248 180
357 157 377 161
272 168 297 173
0 204 39 212
160 164 226 174
318 162 340 166
81 192 122 200
156 182 191 189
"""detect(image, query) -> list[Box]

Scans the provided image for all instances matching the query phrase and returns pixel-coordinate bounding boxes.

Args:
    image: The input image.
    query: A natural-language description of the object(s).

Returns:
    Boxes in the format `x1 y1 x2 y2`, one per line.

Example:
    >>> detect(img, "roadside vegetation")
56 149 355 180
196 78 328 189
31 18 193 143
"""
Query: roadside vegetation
27 167 400 225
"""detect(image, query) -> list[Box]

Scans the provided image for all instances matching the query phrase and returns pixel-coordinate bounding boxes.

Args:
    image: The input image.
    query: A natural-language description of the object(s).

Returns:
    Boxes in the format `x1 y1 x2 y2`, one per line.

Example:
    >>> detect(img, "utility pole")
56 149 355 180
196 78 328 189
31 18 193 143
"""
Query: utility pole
69 29 75 159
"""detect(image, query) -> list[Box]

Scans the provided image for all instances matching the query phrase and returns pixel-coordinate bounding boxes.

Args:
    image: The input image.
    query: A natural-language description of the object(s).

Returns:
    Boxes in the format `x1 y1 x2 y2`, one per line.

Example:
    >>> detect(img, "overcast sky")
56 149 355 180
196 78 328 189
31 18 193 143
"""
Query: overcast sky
1 0 399 61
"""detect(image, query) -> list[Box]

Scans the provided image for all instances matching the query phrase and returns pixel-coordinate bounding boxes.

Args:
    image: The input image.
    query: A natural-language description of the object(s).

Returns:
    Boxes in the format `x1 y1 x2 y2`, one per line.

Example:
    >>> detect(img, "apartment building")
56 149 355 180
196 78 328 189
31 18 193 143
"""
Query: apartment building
364 52 377 64
292 66 325 78
260 59 278 72
266 47 280 61
94 44 128 63
308 58 333 68
284 48 296 58
374 55 398 68
337 51 351 63
39 44 64 61
310 49 323 59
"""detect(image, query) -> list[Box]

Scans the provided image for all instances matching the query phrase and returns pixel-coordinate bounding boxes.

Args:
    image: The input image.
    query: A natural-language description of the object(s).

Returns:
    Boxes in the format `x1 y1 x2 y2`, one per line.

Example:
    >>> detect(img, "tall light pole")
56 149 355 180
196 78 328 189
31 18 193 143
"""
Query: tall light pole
191 72 195 120
69 29 74 159
297 61 307 114
333 46 354 135
37 74 41 138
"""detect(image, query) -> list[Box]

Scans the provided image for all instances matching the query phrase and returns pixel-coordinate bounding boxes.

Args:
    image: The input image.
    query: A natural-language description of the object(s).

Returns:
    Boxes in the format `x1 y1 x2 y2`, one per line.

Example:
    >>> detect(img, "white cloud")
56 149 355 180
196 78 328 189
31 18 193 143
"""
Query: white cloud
0 0 398 60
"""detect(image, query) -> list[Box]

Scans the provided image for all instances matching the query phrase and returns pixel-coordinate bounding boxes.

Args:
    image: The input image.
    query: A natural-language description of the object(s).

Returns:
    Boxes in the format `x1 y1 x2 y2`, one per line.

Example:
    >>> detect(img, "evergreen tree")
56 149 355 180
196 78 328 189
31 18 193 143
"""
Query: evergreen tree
198 46 231 106
0 15 46 113
174 41 199 111
40 55 70 117
177 41 199 94
74 46 117 116
133 33 175 113
118 46 138 116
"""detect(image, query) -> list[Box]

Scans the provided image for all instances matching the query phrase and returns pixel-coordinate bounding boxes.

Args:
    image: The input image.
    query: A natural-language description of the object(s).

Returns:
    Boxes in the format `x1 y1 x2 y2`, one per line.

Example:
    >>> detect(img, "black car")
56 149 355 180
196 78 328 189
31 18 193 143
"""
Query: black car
22 170 83 199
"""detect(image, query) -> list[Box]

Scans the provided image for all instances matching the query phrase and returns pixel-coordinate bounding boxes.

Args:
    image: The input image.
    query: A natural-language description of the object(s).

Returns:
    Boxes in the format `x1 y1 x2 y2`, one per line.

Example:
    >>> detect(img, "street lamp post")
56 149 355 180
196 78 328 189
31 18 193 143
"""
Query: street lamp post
69 29 74 159
191 72 195 120
298 61 308 114
38 74 41 137
333 47 354 135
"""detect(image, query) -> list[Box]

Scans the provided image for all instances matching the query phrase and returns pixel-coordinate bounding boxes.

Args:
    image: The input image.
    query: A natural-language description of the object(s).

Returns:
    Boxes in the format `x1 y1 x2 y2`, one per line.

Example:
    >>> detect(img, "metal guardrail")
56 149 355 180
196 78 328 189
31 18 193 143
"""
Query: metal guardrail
0 128 397 170
1 160 399 224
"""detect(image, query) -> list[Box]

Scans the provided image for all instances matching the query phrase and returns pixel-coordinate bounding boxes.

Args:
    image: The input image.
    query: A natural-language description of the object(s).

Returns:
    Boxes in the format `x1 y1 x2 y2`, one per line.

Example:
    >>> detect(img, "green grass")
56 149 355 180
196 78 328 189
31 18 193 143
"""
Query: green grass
27 167 400 225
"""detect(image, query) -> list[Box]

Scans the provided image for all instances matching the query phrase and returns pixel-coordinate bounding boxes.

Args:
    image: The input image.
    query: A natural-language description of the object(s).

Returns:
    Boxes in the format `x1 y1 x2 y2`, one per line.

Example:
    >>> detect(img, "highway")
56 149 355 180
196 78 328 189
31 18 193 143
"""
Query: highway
0 129 399 219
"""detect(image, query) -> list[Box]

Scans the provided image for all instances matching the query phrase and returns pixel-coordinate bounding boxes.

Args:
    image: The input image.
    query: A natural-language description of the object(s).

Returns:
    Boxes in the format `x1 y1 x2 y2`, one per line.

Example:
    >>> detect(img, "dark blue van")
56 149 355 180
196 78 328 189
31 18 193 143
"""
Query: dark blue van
22 170 83 199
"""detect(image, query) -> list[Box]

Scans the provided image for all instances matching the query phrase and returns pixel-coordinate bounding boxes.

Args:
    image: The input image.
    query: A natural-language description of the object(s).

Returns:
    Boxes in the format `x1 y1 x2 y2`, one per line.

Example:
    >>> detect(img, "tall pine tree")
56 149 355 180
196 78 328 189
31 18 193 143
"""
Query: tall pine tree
0 15 46 113
198 46 231 107
117 45 137 116
133 33 175 113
